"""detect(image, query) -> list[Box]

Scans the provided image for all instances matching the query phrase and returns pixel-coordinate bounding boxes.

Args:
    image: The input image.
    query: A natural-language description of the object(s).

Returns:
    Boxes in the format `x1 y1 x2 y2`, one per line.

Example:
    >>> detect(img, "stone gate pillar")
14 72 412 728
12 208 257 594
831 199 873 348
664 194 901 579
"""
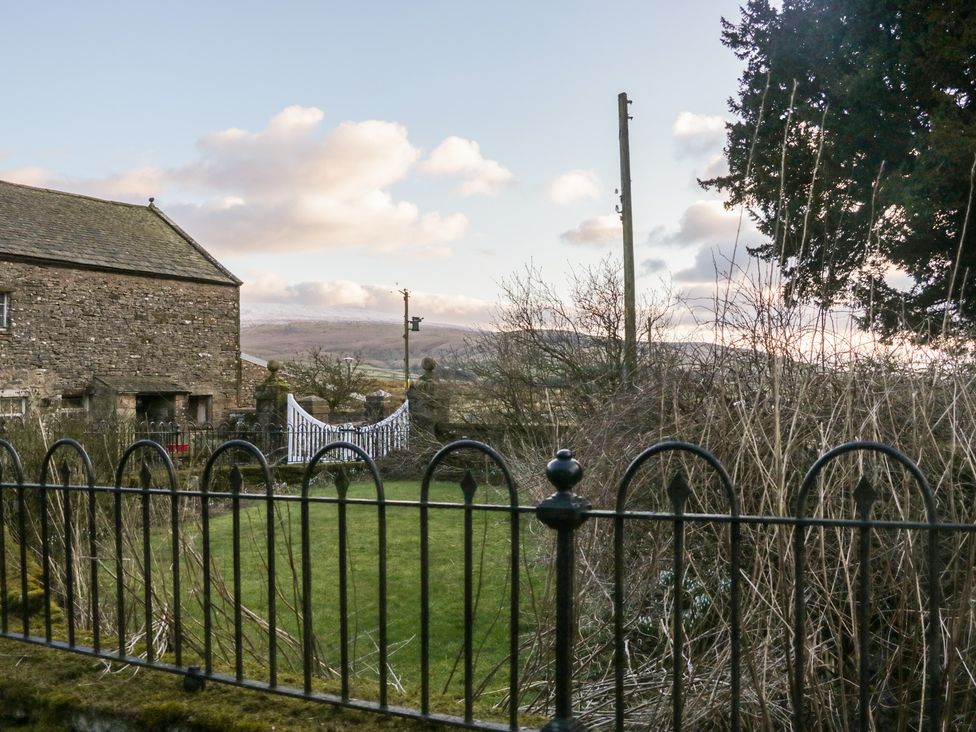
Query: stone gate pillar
254 360 290 429
406 356 450 437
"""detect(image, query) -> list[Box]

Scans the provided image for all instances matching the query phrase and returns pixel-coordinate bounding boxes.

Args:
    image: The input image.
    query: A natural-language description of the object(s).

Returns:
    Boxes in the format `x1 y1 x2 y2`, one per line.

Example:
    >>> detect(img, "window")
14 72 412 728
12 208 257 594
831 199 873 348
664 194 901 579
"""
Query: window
189 395 213 424
0 292 9 329
0 393 26 419
60 393 88 414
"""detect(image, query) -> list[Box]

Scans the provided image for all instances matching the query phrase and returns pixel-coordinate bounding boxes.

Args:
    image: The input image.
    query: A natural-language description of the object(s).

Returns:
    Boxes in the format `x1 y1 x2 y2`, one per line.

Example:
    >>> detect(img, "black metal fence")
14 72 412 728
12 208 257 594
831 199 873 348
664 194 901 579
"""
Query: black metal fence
88 421 371 463
0 436 961 730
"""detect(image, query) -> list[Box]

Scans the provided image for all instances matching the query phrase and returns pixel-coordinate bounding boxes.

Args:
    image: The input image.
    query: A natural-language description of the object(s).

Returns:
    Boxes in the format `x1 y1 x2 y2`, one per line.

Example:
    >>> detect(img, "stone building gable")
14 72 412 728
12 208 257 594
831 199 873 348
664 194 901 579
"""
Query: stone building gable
0 180 244 423
0 260 241 420
0 179 240 285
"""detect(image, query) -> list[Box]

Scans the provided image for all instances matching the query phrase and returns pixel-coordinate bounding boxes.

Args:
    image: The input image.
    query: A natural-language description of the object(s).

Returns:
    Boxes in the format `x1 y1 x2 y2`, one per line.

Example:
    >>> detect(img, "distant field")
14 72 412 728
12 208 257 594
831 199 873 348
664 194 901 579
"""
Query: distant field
241 319 477 373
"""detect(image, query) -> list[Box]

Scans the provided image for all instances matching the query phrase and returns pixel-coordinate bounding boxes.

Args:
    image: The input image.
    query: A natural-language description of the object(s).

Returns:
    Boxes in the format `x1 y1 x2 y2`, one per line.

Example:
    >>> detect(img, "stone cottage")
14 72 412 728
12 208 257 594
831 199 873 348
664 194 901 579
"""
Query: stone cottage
0 179 246 424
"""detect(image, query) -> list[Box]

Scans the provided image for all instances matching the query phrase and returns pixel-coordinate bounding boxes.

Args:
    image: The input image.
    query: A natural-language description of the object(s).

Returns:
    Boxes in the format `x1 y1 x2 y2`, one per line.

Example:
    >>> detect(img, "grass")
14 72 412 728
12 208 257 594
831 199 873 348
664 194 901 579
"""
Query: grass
0 517 449 730
155 476 547 722
0 637 446 731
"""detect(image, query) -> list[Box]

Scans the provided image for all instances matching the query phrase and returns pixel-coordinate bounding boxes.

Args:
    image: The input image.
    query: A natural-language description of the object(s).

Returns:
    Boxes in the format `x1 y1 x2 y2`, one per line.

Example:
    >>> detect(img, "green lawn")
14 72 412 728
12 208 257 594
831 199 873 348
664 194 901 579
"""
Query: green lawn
0 473 549 730
162 476 547 718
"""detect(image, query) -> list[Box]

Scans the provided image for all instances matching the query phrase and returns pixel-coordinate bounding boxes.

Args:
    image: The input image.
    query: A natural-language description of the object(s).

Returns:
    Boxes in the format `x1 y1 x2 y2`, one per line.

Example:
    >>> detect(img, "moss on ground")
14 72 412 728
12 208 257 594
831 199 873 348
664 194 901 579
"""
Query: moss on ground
0 535 441 730
0 639 445 730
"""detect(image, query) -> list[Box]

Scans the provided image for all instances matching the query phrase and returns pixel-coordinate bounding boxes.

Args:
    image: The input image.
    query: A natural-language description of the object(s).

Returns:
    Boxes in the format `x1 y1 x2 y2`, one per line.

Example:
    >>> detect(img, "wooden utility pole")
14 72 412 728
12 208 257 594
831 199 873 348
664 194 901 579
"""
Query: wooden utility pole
401 288 411 388
618 92 637 378
400 288 423 389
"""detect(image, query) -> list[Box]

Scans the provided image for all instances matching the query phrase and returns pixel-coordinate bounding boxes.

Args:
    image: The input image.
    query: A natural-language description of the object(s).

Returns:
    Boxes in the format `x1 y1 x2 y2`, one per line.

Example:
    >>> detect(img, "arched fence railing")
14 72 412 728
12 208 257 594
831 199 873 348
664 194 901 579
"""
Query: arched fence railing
286 393 409 463
0 435 962 730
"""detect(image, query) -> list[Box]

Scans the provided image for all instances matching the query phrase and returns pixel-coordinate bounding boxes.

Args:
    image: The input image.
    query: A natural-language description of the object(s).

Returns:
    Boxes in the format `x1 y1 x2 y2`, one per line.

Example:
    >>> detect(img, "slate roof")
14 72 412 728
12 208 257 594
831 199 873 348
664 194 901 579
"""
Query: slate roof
0 179 240 286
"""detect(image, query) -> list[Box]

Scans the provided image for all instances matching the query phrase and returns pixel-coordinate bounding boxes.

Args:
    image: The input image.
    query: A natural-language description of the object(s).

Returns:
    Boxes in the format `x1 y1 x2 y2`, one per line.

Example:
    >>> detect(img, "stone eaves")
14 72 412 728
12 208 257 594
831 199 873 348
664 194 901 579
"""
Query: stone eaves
92 375 191 395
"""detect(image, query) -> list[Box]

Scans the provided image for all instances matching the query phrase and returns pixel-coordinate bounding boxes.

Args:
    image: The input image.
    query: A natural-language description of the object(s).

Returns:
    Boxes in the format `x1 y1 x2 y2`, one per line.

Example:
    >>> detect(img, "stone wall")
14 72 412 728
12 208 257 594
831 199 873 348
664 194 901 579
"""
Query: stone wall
240 357 269 406
0 260 242 420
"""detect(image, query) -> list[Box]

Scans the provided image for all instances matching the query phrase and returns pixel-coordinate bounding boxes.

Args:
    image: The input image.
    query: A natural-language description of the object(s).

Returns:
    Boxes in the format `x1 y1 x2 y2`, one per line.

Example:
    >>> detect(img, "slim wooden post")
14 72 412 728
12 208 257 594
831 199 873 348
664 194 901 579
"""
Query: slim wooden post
401 288 410 388
618 92 637 379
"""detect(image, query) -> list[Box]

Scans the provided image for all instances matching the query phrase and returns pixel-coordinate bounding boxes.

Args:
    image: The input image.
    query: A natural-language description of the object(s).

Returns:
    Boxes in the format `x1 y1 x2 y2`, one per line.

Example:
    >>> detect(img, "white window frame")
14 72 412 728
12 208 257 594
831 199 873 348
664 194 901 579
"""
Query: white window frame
0 292 9 330
0 390 27 418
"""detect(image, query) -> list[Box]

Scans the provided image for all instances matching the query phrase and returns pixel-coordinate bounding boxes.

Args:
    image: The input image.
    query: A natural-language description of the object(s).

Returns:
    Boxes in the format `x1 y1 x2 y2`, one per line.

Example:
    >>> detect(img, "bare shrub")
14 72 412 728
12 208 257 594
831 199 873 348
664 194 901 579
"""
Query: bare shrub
471 261 976 727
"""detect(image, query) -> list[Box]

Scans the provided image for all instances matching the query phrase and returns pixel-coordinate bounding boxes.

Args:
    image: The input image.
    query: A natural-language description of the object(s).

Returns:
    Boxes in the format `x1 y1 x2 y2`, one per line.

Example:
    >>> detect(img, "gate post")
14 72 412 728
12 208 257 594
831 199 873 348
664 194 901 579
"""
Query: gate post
536 449 591 732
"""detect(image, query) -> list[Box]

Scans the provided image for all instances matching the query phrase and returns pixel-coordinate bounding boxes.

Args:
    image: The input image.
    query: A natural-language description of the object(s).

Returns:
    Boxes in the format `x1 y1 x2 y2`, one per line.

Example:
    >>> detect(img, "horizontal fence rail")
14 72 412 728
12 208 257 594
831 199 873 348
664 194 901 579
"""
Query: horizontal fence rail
46 417 410 465
84 421 314 464
0 436 962 730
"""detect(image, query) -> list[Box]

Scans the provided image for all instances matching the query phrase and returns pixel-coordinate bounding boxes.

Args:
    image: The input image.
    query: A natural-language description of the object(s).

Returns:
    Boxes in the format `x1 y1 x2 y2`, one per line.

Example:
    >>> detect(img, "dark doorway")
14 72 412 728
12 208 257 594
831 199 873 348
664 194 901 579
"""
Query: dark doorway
135 393 175 423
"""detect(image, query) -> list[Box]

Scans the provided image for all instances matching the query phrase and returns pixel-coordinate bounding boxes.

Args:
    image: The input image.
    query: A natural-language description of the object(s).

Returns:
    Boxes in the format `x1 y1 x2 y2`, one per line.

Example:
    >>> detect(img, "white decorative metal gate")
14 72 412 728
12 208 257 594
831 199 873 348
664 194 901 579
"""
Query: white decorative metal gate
286 393 409 463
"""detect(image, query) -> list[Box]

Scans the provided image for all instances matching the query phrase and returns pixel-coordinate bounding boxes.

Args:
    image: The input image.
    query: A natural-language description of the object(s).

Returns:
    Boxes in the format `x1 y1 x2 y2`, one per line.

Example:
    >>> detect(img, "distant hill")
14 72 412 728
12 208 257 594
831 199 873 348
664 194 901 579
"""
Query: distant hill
241 319 477 373
241 319 722 383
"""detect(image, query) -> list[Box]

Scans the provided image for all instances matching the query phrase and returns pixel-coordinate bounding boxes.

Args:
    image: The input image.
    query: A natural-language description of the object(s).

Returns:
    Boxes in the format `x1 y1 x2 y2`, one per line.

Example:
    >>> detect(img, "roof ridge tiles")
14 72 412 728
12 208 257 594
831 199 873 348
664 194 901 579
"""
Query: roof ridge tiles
0 178 148 209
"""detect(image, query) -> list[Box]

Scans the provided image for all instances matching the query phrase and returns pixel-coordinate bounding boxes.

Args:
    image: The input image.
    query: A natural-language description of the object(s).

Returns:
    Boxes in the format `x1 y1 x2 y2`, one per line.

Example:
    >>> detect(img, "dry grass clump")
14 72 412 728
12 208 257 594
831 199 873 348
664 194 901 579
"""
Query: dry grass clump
493 272 976 728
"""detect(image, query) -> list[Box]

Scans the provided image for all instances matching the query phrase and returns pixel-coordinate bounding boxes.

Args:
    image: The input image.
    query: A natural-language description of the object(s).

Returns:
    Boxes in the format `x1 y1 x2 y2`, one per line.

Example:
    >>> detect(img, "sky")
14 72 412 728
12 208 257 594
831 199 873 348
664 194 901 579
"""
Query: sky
0 1 761 328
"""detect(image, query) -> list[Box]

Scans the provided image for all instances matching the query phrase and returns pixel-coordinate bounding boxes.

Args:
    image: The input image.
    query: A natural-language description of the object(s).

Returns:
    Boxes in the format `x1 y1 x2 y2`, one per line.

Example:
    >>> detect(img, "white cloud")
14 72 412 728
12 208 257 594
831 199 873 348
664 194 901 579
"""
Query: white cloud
242 274 494 325
2 166 54 187
163 107 467 253
96 167 169 200
546 169 601 206
642 258 668 275
674 200 741 243
641 200 766 283
650 200 755 247
167 192 466 257
672 111 726 156
185 111 421 199
421 136 513 196
701 154 729 180
671 241 754 283
560 214 621 246
1 165 166 201
1 106 471 256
